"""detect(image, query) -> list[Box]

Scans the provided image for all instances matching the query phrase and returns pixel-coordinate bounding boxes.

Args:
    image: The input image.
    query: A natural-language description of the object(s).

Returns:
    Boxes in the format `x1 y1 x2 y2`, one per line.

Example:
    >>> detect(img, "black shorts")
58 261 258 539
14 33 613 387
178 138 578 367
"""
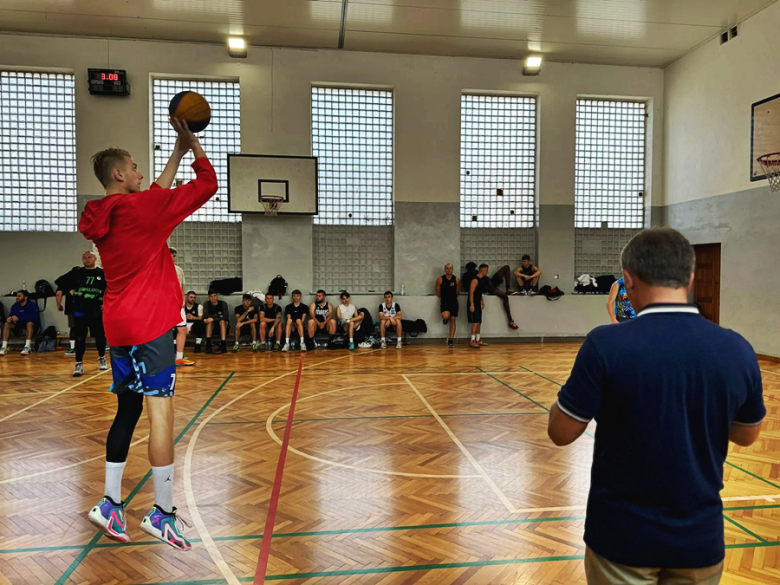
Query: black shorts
110 330 177 398
467 304 483 324
441 300 459 318
490 273 503 289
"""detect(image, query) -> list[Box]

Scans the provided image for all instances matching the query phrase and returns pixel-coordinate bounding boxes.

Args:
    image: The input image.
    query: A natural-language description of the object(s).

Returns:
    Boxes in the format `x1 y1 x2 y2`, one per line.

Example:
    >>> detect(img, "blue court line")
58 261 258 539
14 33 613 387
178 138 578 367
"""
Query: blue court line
52 371 235 585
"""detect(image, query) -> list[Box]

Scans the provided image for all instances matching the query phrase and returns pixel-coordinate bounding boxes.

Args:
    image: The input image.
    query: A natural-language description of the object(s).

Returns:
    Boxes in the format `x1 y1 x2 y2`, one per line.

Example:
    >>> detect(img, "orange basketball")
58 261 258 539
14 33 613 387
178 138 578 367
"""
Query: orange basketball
168 91 211 133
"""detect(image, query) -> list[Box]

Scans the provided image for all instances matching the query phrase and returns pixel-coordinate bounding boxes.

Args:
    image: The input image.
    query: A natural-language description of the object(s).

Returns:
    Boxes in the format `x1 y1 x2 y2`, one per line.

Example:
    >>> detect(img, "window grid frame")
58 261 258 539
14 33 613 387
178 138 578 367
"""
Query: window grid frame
0 70 77 232
311 86 394 227
574 98 647 277
152 78 241 223
574 98 647 230
460 93 538 230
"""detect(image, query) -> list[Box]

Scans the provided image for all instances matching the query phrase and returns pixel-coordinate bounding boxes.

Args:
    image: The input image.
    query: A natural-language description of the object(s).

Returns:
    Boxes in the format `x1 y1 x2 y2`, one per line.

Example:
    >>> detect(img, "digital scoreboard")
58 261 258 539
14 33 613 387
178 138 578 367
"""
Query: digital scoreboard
88 69 130 96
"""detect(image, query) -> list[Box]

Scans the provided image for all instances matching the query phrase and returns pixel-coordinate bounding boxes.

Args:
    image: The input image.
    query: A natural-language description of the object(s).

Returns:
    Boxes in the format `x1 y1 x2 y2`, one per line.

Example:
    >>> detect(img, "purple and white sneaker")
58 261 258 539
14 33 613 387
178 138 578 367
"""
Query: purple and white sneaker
140 505 191 551
88 497 131 543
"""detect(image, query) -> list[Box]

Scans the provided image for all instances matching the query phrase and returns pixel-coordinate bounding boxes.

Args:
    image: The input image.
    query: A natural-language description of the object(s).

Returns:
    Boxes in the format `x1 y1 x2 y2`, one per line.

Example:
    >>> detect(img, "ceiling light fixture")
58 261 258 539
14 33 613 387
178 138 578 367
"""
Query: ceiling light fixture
228 37 247 58
523 55 542 76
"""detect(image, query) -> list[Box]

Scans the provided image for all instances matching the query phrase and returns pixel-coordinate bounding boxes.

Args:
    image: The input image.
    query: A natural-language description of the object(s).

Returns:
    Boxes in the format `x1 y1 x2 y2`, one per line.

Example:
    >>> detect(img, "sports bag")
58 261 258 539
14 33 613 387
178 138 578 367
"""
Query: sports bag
34 279 56 310
268 275 288 299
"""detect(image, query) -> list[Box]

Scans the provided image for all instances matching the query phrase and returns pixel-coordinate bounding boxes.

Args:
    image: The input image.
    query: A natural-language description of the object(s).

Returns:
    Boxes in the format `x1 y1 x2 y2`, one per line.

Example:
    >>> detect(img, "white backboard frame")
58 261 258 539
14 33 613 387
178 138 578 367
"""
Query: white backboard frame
228 154 318 215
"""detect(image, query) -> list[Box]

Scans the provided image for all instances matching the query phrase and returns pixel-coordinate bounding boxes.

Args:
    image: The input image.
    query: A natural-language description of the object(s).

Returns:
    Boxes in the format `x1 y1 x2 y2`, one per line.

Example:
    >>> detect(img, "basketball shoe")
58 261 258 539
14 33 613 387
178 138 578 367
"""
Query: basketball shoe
141 506 191 551
88 497 131 543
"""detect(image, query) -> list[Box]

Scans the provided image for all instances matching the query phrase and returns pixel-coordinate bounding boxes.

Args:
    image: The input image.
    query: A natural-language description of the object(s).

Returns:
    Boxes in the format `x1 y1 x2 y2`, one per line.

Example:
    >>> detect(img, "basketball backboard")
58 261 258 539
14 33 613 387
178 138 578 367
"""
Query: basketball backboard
751 93 780 181
228 154 318 215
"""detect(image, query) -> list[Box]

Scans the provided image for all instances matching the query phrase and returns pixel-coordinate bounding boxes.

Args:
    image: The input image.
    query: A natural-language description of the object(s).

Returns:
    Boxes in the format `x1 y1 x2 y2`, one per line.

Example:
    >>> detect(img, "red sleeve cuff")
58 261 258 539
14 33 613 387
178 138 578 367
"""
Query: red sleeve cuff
150 182 162 190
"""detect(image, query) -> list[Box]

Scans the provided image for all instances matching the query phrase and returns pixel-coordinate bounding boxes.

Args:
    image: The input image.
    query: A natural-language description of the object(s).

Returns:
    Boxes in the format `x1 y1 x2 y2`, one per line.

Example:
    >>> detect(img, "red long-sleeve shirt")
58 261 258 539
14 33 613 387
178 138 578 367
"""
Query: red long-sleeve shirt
79 157 218 347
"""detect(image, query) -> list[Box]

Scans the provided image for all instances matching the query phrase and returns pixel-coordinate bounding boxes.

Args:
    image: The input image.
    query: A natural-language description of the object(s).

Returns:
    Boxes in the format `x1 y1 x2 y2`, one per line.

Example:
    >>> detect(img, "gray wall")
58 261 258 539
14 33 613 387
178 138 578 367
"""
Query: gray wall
665 185 780 357
0 232 91 333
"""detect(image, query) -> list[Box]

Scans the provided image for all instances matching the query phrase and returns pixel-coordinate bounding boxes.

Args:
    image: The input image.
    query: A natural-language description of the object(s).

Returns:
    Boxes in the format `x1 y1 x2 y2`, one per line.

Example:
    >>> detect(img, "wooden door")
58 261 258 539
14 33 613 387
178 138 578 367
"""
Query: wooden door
693 243 721 324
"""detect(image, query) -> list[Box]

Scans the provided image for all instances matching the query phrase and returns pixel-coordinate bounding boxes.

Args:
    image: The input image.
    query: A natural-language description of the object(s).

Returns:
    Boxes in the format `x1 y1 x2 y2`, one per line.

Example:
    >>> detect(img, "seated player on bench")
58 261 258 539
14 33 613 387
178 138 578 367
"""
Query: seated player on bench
184 291 206 353
259 293 283 352
233 293 259 352
282 289 308 352
1 290 41 356
308 289 336 347
203 290 229 354
337 291 364 351
514 255 542 295
378 291 403 350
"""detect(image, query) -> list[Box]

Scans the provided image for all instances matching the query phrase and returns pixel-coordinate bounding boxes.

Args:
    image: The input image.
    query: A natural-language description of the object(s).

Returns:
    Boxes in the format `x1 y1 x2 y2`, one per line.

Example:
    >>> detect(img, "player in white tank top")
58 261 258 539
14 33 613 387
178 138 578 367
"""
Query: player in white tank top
337 292 364 351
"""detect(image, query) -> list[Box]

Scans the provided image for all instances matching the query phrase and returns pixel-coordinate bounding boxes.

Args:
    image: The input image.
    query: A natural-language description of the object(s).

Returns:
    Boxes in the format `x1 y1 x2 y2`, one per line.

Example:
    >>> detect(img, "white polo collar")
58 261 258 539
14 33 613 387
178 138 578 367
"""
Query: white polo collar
637 303 700 317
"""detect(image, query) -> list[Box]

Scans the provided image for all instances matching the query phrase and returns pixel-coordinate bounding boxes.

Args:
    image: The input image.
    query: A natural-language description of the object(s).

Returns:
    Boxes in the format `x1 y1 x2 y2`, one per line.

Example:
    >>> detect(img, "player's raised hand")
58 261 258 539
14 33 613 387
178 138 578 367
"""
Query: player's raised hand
170 117 199 152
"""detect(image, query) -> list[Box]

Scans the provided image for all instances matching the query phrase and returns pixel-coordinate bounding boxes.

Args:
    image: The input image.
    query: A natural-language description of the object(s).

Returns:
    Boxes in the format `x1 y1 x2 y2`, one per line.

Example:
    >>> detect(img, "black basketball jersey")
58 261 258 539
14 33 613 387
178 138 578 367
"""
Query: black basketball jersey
184 303 201 318
440 275 458 302
313 300 330 322
519 264 535 276
471 275 488 304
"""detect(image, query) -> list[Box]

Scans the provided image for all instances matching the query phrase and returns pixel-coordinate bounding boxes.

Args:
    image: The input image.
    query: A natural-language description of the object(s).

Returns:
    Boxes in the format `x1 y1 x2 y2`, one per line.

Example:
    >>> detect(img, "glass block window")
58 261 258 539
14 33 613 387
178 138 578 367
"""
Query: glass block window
312 87 393 226
459 95 537 277
168 221 242 293
575 99 646 229
0 71 77 231
460 94 537 229
574 99 646 278
152 79 240 222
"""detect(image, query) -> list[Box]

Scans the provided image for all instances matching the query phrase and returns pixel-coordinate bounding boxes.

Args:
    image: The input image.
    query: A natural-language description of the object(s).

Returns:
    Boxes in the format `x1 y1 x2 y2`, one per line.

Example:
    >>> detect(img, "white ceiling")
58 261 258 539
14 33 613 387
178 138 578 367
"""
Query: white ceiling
0 0 776 67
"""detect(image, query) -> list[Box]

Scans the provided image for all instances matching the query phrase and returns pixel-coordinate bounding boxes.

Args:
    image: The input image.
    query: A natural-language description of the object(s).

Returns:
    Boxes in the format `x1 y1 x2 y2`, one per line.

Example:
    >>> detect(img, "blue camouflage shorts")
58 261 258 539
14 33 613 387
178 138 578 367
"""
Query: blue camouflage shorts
110 330 177 397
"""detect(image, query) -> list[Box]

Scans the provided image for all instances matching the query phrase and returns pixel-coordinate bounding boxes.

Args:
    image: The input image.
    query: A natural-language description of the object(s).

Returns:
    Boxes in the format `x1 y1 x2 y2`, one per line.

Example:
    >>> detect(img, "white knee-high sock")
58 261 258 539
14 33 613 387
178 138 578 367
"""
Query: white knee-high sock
105 461 126 504
152 464 174 514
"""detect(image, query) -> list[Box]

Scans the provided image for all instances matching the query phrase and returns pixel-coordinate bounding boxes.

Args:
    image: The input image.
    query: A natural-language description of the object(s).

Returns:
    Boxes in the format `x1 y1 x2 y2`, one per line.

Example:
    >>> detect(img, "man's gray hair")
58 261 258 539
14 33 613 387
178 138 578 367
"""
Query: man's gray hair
621 228 695 289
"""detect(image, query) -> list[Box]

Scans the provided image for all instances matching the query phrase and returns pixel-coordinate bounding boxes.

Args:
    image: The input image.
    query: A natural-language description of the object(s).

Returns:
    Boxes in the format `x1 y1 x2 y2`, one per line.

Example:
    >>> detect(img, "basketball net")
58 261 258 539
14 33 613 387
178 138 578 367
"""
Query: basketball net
757 152 780 193
261 196 283 217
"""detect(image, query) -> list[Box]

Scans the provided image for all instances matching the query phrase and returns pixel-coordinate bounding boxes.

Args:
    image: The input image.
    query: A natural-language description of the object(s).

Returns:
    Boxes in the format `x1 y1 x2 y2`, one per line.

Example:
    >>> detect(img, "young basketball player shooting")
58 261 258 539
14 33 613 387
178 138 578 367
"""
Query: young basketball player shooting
80 117 217 549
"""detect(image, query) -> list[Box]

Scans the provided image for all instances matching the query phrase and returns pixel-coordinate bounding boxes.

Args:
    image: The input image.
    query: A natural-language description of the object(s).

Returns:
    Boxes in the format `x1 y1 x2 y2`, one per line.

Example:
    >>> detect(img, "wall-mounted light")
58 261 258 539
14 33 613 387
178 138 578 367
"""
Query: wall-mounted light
228 37 247 58
523 55 542 76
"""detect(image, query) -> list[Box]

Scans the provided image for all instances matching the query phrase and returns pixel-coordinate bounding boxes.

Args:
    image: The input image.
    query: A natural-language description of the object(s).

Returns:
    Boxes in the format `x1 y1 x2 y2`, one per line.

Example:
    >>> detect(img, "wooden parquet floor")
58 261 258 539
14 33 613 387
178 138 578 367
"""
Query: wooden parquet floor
1 344 779 584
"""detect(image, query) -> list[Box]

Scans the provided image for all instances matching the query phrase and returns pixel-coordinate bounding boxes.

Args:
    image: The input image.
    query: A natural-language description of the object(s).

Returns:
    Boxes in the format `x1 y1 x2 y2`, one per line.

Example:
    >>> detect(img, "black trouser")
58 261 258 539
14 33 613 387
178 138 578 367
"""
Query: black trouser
74 311 106 363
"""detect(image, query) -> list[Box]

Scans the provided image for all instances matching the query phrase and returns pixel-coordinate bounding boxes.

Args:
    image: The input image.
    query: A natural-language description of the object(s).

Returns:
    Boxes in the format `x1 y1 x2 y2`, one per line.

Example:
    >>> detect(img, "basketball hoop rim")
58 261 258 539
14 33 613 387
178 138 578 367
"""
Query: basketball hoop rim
757 152 780 166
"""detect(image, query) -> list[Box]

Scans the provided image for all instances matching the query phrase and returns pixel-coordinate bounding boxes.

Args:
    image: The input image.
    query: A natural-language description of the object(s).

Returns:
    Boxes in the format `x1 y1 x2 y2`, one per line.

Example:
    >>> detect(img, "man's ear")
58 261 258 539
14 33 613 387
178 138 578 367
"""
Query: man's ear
111 167 124 184
622 269 634 292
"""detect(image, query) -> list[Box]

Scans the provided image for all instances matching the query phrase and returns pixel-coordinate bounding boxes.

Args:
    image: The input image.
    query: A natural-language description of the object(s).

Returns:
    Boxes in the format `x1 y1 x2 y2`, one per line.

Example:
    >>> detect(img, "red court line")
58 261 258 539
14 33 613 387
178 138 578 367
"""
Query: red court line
253 352 305 585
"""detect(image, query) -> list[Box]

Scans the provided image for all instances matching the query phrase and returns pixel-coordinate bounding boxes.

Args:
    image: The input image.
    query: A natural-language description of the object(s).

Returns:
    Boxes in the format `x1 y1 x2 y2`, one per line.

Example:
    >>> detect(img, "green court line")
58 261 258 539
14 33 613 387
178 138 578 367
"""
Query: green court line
723 514 768 543
477 367 549 411
208 411 545 426
726 541 780 549
2 515 588 555
725 461 780 492
52 372 235 585
139 555 588 584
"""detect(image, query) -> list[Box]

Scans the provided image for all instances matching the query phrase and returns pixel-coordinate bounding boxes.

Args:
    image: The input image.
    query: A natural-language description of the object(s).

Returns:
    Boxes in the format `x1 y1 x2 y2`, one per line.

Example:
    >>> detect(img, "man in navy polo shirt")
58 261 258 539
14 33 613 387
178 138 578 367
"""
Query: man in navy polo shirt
548 228 765 584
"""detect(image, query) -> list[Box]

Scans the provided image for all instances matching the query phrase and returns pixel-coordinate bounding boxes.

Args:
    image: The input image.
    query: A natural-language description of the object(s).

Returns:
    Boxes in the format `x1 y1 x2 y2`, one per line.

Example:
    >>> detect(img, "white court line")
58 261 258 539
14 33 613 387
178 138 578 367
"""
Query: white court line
265 383 481 479
722 494 780 502
496 493 780 515
183 350 381 585
0 369 110 424
402 375 517 514
761 369 780 377
0 436 148 485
